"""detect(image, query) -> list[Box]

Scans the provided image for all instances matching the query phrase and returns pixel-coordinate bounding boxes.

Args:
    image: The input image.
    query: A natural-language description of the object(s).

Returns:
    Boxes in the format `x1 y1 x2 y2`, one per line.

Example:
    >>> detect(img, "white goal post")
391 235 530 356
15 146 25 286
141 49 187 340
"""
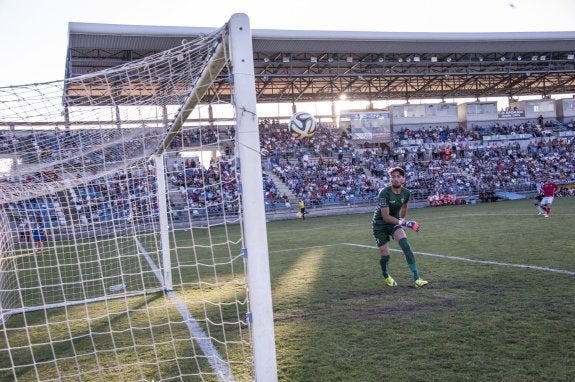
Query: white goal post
0 13 277 382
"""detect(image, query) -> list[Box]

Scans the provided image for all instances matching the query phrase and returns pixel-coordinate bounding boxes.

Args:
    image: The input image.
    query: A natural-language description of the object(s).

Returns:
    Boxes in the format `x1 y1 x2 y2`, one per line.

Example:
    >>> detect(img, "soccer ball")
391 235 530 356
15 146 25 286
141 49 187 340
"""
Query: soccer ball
289 112 317 139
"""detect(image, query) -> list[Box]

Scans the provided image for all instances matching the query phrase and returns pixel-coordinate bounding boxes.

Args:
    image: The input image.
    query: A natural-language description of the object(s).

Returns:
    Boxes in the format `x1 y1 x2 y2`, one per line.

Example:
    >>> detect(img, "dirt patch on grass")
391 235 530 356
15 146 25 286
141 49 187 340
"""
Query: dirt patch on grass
274 279 503 322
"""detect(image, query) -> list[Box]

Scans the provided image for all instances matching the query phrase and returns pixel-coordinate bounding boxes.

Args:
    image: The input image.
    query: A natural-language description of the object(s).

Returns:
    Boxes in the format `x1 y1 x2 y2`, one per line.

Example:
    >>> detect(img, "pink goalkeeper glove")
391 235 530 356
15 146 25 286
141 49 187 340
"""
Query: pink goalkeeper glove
399 218 421 232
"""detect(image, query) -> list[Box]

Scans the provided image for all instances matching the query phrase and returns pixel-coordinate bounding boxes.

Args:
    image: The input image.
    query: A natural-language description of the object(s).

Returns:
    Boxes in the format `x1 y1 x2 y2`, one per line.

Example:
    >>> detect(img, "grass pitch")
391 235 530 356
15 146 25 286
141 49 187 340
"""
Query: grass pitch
268 198 575 381
1 198 573 381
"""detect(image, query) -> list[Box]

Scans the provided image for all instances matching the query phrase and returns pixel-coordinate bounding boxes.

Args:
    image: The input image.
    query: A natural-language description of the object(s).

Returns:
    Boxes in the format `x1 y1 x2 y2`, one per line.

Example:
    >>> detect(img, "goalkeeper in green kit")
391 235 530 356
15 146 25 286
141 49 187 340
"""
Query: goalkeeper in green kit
372 166 428 288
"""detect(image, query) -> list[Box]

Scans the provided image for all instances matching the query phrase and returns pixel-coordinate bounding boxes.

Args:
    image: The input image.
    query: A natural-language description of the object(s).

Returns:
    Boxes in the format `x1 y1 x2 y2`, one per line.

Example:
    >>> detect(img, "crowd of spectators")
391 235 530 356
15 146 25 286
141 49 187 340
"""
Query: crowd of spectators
259 119 353 166
255 118 574 207
363 123 575 201
168 155 240 216
427 192 467 207
5 117 575 227
395 118 566 146
272 156 380 206
9 168 159 228
0 128 160 171
70 169 158 224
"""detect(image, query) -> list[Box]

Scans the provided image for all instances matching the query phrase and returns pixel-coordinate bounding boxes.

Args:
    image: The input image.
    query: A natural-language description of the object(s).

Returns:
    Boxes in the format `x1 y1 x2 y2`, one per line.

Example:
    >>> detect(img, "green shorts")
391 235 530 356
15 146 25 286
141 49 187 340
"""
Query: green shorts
373 224 402 247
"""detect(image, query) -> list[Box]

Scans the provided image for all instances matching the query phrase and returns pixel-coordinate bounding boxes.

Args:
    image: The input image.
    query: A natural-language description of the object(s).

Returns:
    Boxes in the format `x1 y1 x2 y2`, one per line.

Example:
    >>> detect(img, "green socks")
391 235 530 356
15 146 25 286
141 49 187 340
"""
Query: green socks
399 237 419 280
379 255 390 278
380 239 421 281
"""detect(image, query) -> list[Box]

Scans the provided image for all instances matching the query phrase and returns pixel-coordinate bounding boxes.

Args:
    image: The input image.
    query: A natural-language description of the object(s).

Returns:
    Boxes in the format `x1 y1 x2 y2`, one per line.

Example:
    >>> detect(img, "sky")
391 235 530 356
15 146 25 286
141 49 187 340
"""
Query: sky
0 0 574 88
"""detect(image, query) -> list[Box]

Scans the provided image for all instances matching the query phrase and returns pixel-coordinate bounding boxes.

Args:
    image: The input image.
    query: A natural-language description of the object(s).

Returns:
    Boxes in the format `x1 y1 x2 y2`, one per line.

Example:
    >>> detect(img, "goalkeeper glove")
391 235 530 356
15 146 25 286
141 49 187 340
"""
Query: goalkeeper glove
399 218 421 232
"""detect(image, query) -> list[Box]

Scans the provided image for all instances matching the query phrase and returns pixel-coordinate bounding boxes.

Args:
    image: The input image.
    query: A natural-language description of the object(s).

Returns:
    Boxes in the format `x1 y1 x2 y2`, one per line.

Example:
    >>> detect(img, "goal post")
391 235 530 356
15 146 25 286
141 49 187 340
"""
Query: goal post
0 211 15 326
0 13 277 382
228 14 278 382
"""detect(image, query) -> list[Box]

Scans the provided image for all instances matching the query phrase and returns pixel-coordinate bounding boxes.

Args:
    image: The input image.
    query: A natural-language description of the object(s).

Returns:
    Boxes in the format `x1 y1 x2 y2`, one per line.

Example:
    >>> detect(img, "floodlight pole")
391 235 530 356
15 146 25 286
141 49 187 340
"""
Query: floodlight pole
229 13 278 382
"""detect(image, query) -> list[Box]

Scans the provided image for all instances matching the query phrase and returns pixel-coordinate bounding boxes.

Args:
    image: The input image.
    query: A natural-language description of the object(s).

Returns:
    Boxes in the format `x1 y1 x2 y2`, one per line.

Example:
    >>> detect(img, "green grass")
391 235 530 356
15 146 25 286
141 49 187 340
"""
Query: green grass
268 198 575 382
0 228 250 381
1 198 574 381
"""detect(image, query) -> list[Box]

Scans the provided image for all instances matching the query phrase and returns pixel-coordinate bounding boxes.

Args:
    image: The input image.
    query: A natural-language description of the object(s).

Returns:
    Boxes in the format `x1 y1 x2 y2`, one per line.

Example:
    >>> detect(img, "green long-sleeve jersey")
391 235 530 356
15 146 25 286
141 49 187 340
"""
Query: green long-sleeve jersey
372 186 411 229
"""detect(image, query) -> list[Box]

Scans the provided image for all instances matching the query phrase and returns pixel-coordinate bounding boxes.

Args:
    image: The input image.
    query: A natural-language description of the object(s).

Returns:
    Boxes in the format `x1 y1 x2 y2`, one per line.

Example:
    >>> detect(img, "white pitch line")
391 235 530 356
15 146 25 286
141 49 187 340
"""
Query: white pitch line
0 251 42 261
135 239 236 382
270 243 341 254
344 243 575 276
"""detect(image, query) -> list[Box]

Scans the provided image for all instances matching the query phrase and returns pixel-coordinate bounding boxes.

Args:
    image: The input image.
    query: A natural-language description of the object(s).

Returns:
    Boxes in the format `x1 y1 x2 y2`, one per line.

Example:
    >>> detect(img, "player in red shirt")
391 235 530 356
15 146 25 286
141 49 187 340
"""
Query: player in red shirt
541 177 559 218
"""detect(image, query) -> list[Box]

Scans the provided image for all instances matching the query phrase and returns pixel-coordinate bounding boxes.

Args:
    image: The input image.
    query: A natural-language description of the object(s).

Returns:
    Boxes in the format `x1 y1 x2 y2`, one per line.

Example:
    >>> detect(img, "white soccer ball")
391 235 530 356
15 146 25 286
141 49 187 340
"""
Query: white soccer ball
289 111 317 139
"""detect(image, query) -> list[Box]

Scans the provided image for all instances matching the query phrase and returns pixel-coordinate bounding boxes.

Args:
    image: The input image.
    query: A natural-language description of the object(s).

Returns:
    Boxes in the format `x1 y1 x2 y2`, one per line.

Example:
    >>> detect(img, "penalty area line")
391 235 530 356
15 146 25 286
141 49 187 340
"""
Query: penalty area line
344 243 575 276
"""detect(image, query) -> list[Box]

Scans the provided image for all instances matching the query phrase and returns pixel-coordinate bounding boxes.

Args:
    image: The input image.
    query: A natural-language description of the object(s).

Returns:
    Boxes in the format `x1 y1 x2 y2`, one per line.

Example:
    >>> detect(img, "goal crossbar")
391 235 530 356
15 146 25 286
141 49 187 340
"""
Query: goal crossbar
157 31 228 155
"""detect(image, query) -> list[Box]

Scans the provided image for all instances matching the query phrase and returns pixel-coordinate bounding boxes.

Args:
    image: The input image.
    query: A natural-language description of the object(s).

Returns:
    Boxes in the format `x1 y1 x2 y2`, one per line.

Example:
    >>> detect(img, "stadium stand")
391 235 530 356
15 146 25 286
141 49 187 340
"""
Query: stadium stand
3 117 574 225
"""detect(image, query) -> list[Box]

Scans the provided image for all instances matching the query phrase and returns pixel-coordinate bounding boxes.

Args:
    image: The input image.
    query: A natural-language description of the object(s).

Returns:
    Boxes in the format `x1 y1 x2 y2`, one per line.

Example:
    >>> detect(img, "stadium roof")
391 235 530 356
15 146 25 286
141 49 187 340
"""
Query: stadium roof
65 22 575 105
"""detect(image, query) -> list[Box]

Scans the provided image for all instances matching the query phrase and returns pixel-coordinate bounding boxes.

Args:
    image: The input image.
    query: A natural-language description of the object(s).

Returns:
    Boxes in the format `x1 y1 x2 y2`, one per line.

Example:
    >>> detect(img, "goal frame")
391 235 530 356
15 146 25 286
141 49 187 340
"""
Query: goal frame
0 13 278 382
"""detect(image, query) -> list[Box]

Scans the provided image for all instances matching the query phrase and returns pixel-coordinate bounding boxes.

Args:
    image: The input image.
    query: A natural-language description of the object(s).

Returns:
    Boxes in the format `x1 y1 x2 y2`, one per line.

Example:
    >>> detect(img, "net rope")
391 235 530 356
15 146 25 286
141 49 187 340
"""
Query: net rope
0 21 253 381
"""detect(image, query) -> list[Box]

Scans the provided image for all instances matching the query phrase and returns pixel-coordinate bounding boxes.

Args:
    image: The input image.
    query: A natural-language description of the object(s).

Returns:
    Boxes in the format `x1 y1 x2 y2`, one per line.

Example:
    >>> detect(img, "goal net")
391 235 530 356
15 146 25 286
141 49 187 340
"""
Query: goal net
0 14 276 382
